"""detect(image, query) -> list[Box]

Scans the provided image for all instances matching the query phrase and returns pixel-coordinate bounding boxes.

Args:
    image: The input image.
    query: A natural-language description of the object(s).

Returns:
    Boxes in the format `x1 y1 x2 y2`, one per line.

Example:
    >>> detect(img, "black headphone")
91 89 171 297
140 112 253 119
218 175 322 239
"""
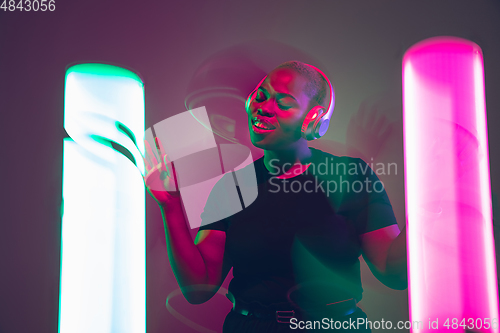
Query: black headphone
245 64 335 140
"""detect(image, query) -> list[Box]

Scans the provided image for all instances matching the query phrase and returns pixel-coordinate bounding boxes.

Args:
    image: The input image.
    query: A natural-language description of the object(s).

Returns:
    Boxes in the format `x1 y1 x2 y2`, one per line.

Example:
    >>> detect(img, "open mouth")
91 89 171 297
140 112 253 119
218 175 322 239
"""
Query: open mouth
251 117 276 133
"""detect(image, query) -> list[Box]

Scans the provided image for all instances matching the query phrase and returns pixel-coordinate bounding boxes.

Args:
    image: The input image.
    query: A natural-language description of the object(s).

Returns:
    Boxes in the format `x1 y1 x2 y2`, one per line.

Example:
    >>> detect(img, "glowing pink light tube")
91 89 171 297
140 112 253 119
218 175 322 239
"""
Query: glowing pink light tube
403 37 499 332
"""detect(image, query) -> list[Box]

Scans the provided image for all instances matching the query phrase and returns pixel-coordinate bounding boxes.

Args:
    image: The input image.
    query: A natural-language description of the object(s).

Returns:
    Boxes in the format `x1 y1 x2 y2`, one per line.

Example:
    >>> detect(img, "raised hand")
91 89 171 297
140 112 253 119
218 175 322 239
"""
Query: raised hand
142 137 180 206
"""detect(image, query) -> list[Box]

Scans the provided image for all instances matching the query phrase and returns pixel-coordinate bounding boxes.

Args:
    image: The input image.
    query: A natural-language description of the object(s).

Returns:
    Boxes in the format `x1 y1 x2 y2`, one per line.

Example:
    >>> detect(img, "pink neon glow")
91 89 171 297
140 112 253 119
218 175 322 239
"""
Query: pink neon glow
403 37 499 332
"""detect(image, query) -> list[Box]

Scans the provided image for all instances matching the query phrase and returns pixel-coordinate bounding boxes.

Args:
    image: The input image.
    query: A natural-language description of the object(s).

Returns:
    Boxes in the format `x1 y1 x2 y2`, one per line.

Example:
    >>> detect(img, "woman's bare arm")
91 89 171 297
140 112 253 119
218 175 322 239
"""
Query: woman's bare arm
143 138 230 304
360 224 408 290
160 200 230 304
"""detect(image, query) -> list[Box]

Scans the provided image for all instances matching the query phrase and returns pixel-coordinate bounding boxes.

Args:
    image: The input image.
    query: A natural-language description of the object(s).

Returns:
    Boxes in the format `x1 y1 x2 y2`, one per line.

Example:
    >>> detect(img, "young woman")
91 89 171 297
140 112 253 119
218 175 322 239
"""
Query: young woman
143 61 407 332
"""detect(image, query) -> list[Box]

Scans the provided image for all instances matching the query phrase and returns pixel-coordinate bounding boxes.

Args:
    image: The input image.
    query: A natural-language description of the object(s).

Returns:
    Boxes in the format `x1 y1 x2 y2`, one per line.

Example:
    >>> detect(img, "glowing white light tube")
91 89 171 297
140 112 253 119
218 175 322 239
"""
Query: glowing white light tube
60 64 145 333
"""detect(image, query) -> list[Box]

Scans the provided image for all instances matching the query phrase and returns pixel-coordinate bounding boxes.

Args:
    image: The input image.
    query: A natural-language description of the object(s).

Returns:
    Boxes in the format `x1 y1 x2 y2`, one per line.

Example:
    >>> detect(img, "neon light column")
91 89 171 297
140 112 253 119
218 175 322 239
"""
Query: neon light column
403 37 499 332
60 64 145 333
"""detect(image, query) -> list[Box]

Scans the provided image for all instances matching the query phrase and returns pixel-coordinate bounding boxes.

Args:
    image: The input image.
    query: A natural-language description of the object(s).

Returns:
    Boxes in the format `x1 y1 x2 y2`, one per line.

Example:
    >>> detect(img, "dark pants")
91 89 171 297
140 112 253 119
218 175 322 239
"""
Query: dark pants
223 307 372 333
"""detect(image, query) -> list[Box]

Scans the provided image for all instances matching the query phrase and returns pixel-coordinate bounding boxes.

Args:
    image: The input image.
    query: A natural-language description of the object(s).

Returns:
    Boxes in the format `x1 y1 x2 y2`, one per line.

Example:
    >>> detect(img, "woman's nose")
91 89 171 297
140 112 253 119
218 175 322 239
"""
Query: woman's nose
257 107 273 117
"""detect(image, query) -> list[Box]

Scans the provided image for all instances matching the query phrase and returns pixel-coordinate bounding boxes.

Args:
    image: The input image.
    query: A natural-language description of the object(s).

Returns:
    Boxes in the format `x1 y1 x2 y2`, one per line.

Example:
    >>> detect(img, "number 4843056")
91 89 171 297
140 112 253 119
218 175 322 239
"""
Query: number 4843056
1 0 56 11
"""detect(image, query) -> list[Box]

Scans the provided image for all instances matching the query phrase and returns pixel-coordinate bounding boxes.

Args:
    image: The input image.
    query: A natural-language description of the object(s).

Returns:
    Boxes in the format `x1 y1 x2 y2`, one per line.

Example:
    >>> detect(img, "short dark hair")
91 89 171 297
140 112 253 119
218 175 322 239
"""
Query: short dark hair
275 61 329 109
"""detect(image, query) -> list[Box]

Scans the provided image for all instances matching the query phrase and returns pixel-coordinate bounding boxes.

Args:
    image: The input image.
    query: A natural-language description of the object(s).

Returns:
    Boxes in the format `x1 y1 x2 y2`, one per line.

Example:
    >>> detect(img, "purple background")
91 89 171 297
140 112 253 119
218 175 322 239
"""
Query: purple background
1 1 500 332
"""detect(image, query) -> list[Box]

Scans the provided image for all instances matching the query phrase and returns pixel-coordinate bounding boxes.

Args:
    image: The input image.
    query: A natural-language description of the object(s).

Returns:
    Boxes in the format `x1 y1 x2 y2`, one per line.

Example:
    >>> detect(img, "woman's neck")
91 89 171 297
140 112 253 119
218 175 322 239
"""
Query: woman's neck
263 140 312 176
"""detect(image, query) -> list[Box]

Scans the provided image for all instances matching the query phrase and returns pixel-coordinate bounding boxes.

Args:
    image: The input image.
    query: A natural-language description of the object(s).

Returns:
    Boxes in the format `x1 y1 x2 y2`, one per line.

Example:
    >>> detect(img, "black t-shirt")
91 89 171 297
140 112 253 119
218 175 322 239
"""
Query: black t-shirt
198 147 397 306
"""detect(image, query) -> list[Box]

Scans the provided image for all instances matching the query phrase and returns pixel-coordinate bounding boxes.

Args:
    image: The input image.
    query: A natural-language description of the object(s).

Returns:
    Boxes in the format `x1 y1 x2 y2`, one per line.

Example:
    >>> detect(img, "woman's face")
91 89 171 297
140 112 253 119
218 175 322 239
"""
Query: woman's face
247 68 312 150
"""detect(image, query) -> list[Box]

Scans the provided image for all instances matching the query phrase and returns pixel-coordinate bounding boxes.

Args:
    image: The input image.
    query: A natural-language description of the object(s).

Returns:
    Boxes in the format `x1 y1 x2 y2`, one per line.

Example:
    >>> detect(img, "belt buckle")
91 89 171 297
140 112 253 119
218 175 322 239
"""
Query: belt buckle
276 310 295 324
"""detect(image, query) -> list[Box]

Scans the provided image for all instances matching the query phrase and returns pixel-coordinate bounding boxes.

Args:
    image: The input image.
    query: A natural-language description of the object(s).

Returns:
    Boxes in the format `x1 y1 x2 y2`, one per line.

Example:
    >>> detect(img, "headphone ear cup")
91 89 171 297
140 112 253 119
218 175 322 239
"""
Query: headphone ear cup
316 118 330 137
301 106 325 140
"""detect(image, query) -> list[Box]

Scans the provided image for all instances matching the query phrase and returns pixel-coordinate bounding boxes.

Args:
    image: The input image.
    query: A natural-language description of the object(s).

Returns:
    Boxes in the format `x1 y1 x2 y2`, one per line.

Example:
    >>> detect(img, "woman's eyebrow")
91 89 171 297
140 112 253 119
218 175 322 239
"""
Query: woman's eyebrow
275 92 297 101
259 86 297 101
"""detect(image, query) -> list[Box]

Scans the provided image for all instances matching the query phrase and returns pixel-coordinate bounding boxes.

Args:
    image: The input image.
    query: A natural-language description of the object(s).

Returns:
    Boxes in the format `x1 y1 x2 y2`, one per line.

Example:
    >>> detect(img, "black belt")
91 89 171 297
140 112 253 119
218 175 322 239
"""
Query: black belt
231 297 358 324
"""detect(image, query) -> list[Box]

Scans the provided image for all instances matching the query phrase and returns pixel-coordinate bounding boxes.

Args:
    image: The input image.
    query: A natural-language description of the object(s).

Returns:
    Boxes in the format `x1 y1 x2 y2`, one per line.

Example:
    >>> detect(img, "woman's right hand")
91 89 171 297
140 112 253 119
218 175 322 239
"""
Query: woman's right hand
142 137 181 206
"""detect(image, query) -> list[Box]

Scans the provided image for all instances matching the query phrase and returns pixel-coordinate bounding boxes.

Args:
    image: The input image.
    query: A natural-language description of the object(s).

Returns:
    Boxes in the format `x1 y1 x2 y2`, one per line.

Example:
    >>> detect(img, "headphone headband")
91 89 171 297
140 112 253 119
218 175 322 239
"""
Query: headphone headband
306 65 335 124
